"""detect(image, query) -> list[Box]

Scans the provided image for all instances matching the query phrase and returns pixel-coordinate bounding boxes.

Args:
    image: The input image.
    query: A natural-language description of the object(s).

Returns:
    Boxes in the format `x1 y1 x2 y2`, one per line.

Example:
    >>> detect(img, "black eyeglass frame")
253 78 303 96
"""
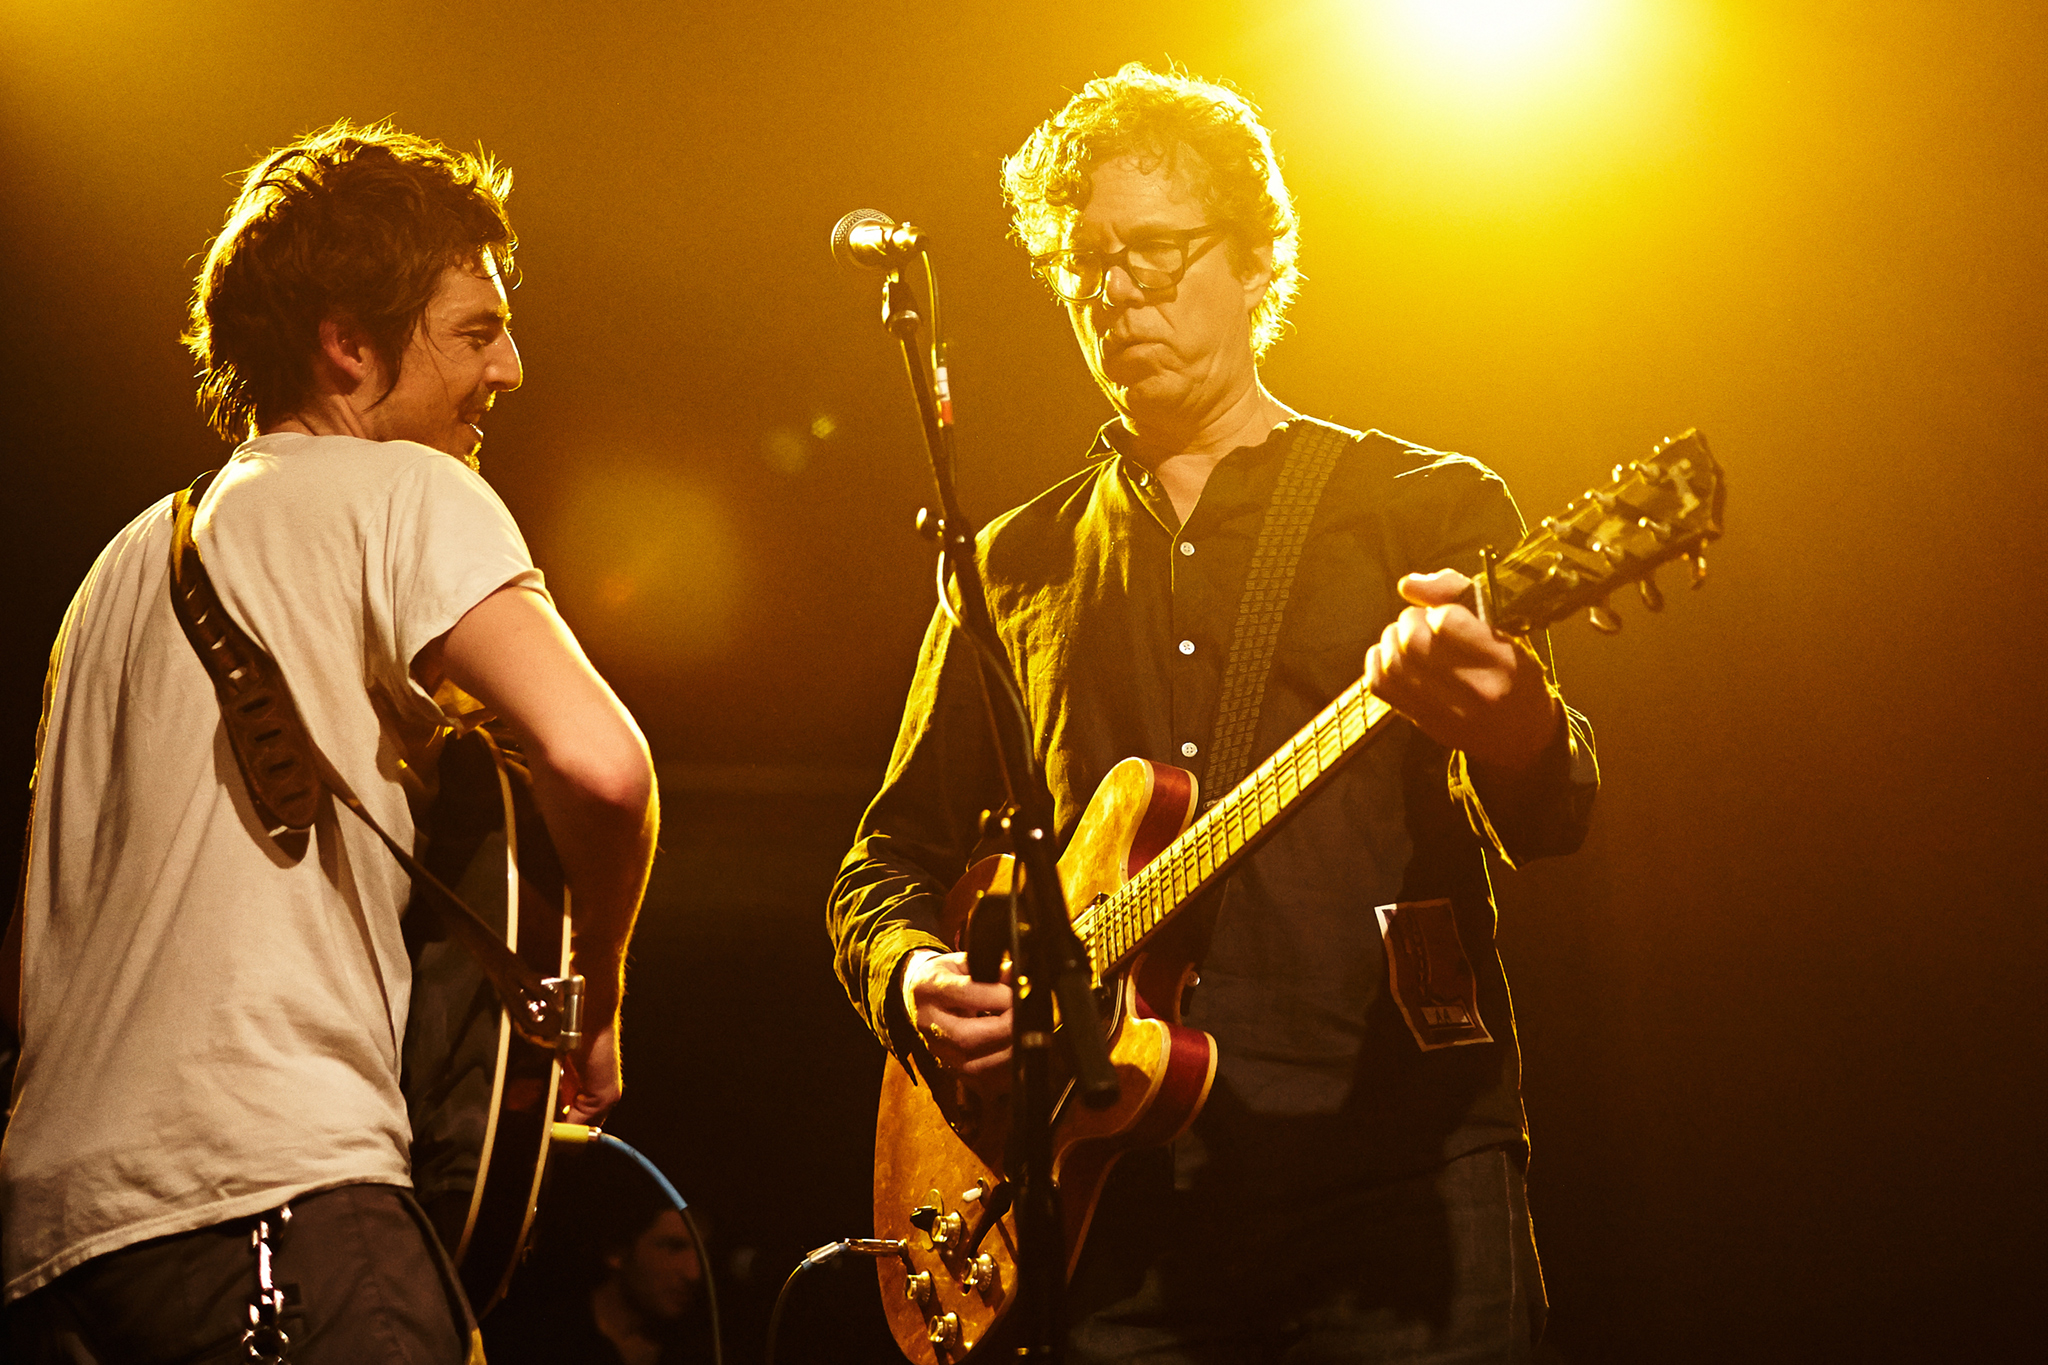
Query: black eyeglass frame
1032 225 1231 303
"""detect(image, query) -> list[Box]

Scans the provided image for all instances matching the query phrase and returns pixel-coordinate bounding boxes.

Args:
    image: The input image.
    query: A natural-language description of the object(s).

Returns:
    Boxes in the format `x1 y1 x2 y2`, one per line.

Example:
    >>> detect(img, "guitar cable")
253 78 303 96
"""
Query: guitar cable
765 1237 909 1365
552 1125 724 1365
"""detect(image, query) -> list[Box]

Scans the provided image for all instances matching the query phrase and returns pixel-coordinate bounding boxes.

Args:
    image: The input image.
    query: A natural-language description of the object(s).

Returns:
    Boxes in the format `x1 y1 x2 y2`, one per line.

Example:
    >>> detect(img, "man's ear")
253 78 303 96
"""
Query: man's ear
315 316 378 392
1239 239 1275 314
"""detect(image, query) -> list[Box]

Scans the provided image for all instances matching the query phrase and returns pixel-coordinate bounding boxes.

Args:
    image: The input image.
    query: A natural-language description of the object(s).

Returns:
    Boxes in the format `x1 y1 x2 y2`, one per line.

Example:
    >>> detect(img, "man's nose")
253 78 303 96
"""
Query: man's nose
489 331 524 392
1100 262 1149 308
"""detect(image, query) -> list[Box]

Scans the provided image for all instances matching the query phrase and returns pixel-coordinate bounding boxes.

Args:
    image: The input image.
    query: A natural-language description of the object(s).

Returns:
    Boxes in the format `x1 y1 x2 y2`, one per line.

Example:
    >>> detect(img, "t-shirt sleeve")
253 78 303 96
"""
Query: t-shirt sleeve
382 455 547 675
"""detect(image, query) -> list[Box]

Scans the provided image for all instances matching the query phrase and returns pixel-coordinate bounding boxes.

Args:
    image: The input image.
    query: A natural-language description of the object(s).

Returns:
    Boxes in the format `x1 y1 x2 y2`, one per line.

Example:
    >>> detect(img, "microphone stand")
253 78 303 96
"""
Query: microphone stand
875 259 1120 1363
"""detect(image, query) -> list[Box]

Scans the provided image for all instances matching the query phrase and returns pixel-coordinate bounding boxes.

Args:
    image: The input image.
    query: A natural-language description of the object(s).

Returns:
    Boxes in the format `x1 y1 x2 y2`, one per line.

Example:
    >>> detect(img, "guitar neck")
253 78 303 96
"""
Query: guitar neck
1069 430 1723 977
1074 679 1396 973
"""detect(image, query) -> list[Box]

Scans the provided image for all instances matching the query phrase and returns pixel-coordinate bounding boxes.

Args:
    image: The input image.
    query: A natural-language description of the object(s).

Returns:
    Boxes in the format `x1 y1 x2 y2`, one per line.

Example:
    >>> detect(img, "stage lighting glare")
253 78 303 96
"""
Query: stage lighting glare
1381 0 1609 80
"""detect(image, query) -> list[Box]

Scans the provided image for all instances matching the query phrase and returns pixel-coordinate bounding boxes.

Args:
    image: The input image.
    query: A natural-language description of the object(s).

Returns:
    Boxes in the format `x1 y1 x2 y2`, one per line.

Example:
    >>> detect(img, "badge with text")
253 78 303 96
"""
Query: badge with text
1374 899 1494 1051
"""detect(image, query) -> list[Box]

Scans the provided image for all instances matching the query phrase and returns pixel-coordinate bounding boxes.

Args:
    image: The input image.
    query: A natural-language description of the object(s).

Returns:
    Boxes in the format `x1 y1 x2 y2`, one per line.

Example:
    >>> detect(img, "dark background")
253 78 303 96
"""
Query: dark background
4 2 2042 1360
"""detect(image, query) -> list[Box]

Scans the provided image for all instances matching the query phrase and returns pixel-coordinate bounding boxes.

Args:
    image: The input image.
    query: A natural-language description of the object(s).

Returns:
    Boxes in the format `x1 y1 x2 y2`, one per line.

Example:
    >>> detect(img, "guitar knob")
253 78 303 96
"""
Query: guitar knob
928 1313 961 1350
904 1270 935 1308
929 1212 964 1248
964 1253 1000 1296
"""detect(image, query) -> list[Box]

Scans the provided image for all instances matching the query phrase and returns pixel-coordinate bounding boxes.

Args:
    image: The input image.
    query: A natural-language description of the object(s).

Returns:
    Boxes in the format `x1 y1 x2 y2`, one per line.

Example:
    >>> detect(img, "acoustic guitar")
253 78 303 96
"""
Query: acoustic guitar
401 723 573 1317
873 430 1727 1362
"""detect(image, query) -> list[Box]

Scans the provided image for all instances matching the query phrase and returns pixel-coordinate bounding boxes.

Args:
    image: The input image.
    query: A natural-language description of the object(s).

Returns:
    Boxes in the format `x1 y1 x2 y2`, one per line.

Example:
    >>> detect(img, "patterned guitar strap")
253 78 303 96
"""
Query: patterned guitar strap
1200 418 1360 799
1163 418 1360 967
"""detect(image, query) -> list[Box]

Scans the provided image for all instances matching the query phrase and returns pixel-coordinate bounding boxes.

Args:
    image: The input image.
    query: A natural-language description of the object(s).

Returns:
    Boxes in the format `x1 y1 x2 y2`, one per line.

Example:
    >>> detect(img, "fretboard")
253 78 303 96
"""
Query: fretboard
1071 678 1396 973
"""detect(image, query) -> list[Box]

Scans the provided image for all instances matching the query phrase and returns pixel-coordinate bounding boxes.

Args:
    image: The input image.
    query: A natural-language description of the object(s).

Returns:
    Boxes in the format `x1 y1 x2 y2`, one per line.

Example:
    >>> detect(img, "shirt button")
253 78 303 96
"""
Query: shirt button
1177 639 1195 655
1178 541 1195 556
1181 741 1199 758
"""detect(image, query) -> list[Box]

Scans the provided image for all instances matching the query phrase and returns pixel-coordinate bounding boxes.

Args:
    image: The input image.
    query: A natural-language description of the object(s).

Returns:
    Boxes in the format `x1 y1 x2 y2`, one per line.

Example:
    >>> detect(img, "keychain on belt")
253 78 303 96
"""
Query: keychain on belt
244 1204 293 1363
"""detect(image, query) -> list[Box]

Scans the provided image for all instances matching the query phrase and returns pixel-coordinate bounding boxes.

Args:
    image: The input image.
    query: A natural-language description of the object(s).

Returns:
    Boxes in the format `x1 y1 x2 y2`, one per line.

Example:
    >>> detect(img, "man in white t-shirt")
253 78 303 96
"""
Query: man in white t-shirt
1 120 658 1364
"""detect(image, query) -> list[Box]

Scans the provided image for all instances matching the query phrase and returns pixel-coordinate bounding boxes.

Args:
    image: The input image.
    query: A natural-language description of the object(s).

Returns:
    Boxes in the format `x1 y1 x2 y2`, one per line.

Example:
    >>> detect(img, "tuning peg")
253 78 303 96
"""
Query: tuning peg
1587 598 1623 634
1637 571 1665 612
1687 551 1708 588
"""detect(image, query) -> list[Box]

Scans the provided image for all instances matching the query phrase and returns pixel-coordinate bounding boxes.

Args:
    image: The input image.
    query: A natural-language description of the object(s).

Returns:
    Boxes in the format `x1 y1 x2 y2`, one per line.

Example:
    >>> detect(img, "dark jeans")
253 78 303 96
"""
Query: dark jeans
7 1183 479 1364
1065 1145 1546 1365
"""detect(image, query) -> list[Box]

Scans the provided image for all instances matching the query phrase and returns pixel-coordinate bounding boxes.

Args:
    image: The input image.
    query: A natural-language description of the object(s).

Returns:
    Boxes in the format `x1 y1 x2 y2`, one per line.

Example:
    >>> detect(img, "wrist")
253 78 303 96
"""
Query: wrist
1472 691 1565 780
899 948 940 1027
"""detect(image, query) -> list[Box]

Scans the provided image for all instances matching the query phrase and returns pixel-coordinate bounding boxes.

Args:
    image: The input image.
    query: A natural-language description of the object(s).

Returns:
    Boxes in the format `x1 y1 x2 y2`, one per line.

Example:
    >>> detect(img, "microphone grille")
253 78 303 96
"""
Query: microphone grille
830 208 896 270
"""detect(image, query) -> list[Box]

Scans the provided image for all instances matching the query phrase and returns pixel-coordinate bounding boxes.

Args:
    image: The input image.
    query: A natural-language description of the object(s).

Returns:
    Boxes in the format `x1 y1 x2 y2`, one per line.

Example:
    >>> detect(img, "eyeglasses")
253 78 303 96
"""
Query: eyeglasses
1033 226 1229 303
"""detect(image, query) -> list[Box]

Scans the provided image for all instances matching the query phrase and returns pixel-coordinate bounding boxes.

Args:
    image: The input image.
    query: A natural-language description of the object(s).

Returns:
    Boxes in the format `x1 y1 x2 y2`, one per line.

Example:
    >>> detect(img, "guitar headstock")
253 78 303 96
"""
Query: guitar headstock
1481 429 1725 635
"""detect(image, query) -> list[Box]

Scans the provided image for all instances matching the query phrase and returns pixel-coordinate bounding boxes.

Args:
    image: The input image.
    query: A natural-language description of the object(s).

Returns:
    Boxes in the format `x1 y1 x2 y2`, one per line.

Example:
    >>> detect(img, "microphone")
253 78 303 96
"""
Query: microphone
831 209 926 270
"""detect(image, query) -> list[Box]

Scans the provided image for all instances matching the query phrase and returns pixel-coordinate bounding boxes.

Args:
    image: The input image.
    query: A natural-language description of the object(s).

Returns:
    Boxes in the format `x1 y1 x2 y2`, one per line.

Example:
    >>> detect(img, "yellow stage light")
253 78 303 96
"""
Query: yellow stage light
1382 0 1608 78
1284 0 1691 205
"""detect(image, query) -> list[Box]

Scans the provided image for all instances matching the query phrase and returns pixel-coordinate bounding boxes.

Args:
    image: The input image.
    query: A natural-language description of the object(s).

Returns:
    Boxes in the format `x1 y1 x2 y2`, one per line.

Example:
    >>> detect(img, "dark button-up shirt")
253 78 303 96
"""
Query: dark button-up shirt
829 419 1598 1196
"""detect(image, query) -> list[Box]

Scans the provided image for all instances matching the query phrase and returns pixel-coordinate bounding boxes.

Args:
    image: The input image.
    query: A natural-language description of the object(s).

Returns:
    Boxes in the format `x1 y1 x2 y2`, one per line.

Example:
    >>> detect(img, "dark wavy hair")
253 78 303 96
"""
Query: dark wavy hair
183 118 517 440
1001 63 1301 356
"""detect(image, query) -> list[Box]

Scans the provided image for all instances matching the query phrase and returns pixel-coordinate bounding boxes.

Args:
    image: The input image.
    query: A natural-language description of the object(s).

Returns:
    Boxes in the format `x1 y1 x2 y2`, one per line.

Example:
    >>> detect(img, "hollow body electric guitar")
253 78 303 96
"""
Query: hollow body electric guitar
874 431 1727 1362
401 723 573 1318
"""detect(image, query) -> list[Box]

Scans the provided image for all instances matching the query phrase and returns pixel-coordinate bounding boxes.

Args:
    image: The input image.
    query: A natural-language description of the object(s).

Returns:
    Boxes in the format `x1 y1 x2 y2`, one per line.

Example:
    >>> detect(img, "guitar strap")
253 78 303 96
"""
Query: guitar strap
167 471 574 1050
1149 420 1358 980
1199 418 1361 799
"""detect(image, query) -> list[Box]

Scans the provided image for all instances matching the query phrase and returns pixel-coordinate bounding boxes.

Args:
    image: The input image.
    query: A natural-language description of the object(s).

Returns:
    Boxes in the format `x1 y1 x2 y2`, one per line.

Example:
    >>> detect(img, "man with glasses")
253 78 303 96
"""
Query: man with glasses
830 64 1597 1361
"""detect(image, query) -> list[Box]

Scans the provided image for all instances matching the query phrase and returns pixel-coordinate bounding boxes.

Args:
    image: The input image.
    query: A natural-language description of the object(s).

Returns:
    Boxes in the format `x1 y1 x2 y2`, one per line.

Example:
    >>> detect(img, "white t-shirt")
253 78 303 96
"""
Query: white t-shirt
2 432 544 1301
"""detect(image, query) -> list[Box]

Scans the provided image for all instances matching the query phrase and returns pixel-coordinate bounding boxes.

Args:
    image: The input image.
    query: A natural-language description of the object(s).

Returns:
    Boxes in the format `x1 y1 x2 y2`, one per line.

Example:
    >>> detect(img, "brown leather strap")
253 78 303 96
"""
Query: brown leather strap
165 472 573 1050
1201 419 1359 799
169 471 322 837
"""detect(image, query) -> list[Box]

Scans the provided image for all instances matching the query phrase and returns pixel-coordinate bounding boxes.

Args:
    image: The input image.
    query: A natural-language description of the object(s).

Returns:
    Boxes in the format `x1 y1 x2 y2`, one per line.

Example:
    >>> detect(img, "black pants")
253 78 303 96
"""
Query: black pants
7 1183 479 1364
1065 1146 1547 1365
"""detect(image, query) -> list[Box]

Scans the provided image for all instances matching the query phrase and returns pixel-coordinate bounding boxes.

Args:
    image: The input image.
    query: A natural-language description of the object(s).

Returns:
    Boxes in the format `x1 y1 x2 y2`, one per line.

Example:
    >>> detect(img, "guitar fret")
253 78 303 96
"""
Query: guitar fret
1318 706 1342 767
1275 745 1298 804
1295 728 1319 788
1103 682 1395 970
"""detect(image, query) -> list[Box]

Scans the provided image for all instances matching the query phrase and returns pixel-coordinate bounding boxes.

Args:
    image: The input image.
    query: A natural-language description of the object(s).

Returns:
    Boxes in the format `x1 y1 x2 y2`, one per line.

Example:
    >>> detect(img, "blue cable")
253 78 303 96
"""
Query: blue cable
555 1124 723 1365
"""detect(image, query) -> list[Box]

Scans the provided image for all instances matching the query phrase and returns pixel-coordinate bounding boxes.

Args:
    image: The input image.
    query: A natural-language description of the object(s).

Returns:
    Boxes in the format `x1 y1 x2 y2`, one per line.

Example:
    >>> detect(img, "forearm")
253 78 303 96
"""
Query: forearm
525 741 657 1011
829 843 953 1054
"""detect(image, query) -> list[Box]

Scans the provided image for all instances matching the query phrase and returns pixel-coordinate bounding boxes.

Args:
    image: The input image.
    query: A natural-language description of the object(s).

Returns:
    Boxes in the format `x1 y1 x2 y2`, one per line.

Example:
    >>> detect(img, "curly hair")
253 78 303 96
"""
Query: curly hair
1000 63 1301 357
183 118 517 440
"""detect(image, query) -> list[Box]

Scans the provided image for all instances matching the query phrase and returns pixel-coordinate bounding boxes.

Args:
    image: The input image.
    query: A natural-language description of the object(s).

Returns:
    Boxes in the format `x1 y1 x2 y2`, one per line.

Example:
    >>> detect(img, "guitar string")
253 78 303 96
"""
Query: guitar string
1077 677 1381 971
